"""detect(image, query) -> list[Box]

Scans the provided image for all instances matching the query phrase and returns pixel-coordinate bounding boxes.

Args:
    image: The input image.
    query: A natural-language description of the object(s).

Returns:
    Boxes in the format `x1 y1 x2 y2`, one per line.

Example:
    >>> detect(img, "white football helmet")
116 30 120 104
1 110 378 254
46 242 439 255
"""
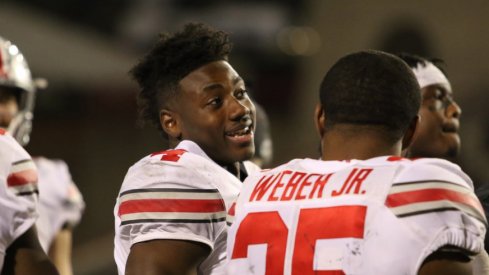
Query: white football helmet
0 36 38 146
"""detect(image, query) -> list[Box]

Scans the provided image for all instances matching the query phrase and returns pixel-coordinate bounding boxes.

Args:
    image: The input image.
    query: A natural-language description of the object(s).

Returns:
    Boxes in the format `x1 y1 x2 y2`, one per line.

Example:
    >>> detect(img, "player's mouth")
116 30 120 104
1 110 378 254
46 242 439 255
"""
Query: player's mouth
442 123 458 134
225 125 254 143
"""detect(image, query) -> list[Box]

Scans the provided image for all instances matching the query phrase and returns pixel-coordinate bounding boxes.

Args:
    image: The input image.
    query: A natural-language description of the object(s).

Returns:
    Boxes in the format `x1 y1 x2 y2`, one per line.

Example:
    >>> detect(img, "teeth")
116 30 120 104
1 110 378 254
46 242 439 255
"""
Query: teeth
229 127 250 137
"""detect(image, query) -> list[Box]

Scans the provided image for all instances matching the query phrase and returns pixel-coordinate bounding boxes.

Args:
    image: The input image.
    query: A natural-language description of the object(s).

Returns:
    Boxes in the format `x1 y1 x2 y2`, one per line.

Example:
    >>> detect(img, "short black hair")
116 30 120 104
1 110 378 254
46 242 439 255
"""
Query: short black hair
130 23 233 135
320 50 421 141
396 52 447 76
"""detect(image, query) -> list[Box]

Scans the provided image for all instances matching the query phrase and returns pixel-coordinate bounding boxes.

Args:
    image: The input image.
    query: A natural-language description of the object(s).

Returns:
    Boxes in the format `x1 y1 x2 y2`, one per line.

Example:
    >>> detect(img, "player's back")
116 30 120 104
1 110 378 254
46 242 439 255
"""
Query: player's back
227 156 486 275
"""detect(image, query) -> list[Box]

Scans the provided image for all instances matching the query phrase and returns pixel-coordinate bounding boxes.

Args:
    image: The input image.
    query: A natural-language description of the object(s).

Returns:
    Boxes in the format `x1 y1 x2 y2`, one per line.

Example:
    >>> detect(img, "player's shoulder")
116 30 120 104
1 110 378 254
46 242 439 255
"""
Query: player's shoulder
128 146 217 176
385 157 485 232
33 157 69 171
0 129 17 145
388 157 471 188
0 130 29 158
122 142 226 192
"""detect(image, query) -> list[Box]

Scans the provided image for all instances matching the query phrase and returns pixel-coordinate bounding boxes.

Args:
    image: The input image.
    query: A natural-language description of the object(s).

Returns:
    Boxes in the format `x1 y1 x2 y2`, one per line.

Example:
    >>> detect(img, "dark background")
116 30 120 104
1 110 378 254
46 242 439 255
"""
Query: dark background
1 1 489 274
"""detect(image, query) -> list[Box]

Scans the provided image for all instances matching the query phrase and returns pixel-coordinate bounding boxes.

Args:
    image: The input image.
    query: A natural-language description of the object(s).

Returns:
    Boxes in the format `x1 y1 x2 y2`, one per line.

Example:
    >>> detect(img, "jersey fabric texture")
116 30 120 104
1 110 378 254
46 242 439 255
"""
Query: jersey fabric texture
0 130 38 271
475 183 489 253
227 156 486 275
114 140 259 275
34 157 85 252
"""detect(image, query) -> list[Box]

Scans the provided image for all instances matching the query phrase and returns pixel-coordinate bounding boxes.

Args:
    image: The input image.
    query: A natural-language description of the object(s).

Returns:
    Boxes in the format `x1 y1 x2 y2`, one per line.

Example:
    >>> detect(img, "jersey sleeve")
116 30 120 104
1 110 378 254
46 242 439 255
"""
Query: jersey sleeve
34 158 85 251
50 160 85 228
116 152 227 250
0 134 38 254
387 158 486 271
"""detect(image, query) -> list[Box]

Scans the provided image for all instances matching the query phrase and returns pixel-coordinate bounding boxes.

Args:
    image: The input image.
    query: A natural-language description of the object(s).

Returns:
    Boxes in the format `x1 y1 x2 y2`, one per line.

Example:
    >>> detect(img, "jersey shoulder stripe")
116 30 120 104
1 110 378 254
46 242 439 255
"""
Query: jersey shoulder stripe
7 159 38 196
386 180 486 225
118 188 225 225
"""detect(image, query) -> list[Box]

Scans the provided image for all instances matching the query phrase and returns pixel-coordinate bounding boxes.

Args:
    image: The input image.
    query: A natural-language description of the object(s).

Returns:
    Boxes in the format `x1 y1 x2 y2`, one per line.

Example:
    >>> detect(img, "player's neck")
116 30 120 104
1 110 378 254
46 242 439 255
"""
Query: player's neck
320 132 402 161
222 162 240 179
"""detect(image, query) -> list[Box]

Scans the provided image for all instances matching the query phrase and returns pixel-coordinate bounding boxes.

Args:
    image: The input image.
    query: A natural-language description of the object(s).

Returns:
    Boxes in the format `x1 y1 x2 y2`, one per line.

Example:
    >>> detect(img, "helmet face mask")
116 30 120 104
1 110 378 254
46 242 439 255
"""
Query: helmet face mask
0 36 36 146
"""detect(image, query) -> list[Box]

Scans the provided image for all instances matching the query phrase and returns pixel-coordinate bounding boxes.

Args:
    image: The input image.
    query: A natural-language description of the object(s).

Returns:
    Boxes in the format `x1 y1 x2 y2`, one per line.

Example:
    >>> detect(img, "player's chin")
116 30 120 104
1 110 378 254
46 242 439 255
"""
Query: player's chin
445 134 460 147
229 144 255 162
446 141 461 158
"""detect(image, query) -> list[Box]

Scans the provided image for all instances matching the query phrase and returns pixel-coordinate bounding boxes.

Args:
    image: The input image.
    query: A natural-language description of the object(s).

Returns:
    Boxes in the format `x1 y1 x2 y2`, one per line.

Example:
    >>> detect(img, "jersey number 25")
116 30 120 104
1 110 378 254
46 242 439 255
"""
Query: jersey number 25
231 205 366 275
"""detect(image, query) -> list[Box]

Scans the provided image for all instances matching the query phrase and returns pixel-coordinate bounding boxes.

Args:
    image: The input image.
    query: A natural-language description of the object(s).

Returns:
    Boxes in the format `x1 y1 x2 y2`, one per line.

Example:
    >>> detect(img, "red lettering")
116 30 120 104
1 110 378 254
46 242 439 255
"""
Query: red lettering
295 174 319 200
250 174 280 201
332 168 372 196
309 173 332 199
268 170 292 201
281 172 307 201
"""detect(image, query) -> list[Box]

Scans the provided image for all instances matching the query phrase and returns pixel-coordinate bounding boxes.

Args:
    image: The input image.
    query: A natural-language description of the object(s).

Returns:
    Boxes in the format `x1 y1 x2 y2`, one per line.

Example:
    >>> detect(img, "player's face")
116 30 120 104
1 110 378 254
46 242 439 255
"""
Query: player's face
408 84 461 159
0 88 19 128
175 60 255 166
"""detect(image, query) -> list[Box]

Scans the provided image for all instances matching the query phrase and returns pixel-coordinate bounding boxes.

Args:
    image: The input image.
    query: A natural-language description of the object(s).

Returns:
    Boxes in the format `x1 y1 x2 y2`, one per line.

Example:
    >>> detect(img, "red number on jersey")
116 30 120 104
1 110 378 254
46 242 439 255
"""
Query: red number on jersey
151 149 187 162
231 205 367 274
232 212 288 274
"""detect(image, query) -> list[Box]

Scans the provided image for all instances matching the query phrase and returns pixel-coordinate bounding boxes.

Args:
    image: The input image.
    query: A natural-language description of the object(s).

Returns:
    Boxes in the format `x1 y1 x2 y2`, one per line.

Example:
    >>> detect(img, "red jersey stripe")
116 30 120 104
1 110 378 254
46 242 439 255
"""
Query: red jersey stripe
119 198 225 216
228 202 236 217
386 188 484 216
7 169 38 187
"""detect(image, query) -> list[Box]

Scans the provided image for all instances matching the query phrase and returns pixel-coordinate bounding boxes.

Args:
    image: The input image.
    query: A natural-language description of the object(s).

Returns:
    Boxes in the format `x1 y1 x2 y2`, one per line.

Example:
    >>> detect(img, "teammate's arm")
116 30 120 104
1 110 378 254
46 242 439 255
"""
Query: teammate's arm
48 227 73 275
418 249 472 275
2 226 59 275
125 239 210 275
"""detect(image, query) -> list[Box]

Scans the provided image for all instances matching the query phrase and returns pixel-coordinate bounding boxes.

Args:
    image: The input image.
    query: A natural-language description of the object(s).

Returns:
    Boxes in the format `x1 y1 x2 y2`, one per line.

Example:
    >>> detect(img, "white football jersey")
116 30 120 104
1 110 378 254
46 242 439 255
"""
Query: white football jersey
227 156 486 275
0 130 38 271
114 140 258 275
34 157 85 252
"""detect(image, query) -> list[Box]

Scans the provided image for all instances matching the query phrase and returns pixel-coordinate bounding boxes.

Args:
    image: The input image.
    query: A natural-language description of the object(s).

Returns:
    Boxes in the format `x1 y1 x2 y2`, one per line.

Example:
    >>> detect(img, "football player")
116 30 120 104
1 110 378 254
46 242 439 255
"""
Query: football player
398 52 489 274
0 38 58 275
227 50 486 275
0 36 84 275
114 23 259 275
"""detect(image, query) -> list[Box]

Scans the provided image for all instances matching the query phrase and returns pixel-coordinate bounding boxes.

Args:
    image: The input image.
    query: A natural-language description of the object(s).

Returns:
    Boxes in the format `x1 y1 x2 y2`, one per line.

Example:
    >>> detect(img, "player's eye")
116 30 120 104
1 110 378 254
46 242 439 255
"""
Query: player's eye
235 89 248 99
435 90 446 100
207 97 222 107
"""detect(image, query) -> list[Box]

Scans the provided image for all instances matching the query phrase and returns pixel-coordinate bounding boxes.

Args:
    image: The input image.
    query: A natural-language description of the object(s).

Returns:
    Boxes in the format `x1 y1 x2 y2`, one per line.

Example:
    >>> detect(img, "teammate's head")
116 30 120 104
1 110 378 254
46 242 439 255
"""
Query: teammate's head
318 50 421 145
0 36 37 146
397 53 461 159
131 23 255 166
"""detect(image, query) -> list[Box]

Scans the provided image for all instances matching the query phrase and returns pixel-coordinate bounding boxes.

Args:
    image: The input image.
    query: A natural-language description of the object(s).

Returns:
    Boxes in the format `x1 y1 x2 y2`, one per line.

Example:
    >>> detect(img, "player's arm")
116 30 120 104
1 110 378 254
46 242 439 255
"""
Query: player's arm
125 239 210 275
473 250 489 275
2 226 59 275
418 248 472 275
48 226 73 275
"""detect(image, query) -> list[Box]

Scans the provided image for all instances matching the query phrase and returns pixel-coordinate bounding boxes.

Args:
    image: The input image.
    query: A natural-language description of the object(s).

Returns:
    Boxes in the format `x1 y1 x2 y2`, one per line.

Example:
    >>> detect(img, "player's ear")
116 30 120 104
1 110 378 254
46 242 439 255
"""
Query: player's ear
314 103 326 138
402 115 420 150
160 109 182 140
